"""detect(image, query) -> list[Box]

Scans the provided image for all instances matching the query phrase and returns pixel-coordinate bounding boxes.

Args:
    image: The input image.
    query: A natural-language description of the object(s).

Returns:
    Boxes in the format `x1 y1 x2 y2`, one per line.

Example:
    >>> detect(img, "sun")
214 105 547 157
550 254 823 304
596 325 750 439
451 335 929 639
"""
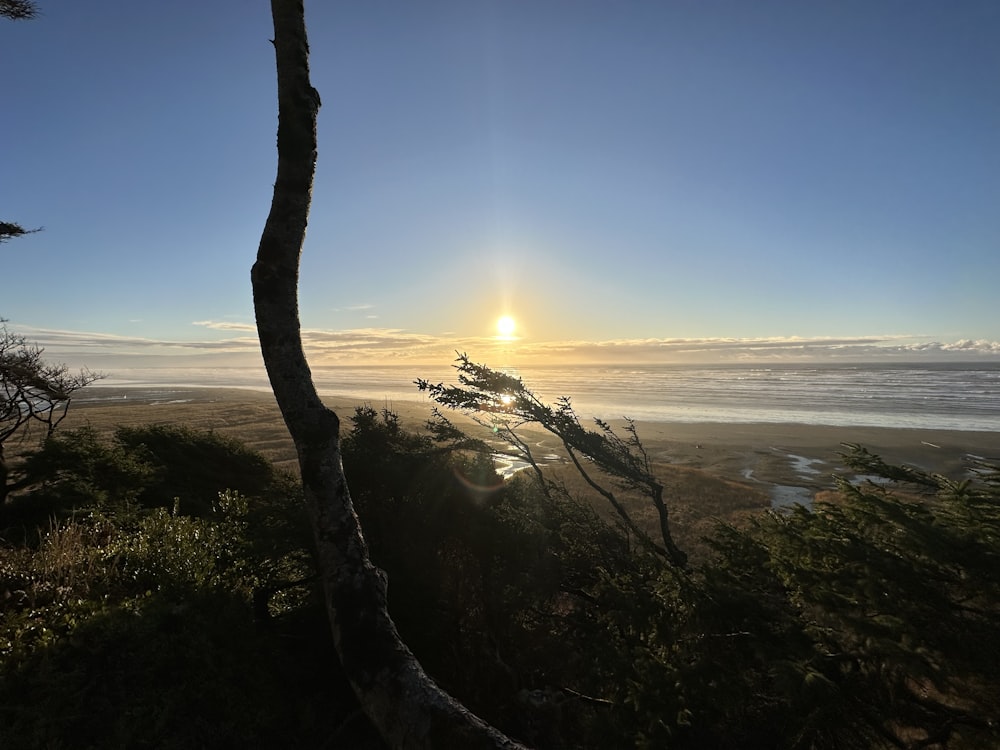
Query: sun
497 315 516 337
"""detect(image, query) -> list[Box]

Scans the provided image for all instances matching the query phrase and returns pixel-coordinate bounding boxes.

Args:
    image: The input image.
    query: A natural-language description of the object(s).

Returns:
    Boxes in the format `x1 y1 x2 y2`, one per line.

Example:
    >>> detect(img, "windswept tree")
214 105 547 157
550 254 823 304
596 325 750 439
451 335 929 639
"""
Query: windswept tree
0 321 100 502
251 2 526 747
418 353 689 568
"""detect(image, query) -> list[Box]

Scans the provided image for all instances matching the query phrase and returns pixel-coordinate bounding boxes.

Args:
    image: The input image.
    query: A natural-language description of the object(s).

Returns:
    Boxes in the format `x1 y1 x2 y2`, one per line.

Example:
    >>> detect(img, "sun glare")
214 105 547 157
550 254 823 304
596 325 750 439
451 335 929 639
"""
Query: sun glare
497 315 516 337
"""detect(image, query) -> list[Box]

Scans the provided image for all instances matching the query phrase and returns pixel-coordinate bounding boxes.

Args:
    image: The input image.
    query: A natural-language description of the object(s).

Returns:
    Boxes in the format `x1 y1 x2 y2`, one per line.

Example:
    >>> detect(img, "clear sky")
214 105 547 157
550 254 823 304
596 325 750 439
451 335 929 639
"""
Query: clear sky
3 0 999 369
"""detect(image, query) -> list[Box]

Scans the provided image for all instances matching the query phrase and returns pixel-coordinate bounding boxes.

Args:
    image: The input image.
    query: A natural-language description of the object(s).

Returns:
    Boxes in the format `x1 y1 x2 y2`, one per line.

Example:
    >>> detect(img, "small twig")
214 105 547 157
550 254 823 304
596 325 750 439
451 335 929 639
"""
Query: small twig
561 686 615 707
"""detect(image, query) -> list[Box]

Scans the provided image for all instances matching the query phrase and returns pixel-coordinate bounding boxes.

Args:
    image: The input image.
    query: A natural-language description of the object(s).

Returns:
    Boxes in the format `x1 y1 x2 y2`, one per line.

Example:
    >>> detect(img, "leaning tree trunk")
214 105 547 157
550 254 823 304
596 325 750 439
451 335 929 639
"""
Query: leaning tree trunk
251 2 528 748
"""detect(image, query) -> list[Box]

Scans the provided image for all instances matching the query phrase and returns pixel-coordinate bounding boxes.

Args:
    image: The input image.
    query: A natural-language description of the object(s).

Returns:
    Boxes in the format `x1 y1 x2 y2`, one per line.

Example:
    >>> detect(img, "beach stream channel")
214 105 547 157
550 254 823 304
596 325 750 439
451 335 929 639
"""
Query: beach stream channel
743 451 829 511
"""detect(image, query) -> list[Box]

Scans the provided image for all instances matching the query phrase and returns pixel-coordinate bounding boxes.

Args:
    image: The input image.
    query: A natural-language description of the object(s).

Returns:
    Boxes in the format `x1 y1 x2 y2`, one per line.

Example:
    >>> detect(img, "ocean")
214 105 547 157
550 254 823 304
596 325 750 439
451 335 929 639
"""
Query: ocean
93 361 1000 432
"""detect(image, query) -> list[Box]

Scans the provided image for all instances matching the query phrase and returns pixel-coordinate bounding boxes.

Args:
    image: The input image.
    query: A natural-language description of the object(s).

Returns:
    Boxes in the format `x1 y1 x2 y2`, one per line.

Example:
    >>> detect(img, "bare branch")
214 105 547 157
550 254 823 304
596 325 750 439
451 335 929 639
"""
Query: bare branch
1 319 104 501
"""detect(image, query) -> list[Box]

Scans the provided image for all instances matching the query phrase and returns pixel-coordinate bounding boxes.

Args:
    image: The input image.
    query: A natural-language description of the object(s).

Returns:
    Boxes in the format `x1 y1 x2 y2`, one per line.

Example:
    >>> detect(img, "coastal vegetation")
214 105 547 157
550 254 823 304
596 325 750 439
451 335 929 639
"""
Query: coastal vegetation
1 364 998 748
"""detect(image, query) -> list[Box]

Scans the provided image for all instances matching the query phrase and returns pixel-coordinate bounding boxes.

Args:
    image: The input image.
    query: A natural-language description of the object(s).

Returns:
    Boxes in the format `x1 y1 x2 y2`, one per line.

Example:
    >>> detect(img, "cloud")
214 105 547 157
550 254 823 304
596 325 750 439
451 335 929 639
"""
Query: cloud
928 339 1000 353
330 303 375 313
486 334 1000 364
12 324 259 356
10 321 1000 368
192 320 256 333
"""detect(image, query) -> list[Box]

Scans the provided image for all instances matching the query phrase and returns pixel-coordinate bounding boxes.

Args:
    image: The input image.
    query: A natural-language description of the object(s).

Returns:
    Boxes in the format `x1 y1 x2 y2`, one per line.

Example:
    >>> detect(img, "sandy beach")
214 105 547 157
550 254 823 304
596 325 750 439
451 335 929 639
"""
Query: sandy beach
63 386 1000 515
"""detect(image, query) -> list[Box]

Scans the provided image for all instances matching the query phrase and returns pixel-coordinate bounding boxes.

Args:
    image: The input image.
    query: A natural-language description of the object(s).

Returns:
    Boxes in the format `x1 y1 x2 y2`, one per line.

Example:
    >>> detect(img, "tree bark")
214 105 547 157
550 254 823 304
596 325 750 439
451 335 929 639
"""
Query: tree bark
251 2 529 748
0 443 8 505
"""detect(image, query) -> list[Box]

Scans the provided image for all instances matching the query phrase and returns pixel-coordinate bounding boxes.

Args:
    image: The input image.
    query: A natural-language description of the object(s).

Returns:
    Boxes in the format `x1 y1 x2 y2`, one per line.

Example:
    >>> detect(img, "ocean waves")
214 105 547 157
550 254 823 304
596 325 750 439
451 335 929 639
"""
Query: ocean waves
98 362 1000 431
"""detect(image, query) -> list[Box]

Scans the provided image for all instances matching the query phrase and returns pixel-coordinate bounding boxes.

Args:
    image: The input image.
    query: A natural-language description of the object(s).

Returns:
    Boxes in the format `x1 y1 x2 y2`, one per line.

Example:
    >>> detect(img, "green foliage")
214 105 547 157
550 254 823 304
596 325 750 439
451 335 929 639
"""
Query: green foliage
3 592 294 750
409 361 1000 747
3 389 998 749
488 443 1000 749
113 423 284 514
0 540 342 750
3 423 302 537
343 407 516 702
0 425 354 749
677 446 1000 749
15 426 153 510
2 493 253 669
0 492 351 748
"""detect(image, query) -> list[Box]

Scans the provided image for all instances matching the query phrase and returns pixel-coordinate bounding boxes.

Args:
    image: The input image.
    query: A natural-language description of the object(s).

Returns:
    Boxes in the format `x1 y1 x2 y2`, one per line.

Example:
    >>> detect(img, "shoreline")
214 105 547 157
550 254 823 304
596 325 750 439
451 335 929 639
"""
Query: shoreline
87 361 1000 434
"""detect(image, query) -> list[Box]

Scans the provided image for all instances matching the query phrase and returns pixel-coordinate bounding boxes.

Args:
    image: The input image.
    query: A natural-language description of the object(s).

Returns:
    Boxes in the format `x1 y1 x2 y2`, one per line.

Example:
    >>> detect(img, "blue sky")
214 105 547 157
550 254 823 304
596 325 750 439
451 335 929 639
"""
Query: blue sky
3 0 999 369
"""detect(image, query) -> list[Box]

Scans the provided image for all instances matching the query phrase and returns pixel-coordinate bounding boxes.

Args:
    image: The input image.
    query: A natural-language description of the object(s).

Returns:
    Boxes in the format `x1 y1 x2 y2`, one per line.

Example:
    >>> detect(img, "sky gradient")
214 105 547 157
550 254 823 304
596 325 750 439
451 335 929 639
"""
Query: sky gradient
3 1 999 370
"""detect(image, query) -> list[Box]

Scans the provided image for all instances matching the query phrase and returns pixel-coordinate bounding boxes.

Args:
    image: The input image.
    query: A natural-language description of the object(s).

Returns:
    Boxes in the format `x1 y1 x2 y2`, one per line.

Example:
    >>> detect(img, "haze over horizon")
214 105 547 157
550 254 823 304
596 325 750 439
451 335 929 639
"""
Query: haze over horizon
3 1 999 371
